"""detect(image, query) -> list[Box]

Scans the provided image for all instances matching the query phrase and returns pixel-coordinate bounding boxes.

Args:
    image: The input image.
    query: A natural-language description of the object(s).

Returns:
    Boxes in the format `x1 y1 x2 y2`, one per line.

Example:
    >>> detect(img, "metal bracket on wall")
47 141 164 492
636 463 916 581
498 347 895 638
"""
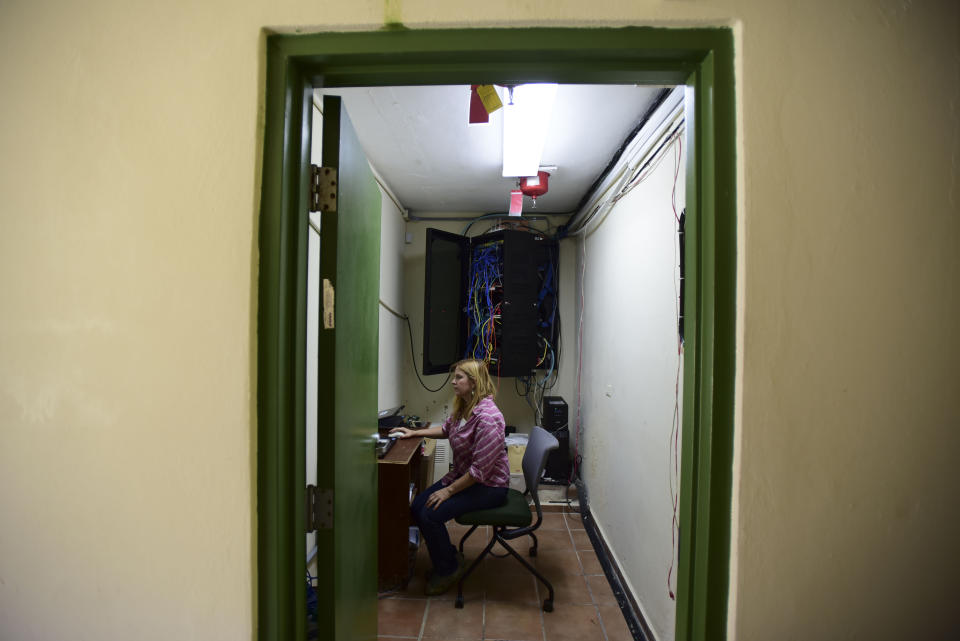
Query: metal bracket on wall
306 485 333 531
310 165 338 213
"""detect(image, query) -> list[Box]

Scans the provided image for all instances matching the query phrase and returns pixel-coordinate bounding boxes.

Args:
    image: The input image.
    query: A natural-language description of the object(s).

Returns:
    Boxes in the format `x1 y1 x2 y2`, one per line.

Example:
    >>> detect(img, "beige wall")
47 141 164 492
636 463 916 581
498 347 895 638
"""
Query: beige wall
1 1 957 640
731 3 959 638
377 191 408 411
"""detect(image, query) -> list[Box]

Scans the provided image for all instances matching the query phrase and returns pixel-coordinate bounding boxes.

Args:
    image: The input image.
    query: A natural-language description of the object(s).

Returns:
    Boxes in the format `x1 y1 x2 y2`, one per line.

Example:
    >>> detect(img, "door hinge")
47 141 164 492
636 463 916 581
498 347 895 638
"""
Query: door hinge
310 165 338 213
306 485 333 531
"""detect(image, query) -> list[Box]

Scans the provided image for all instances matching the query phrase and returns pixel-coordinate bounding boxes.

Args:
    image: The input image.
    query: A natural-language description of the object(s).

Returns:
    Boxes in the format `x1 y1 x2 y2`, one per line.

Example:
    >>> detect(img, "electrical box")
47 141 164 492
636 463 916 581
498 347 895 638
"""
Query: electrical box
422 228 559 377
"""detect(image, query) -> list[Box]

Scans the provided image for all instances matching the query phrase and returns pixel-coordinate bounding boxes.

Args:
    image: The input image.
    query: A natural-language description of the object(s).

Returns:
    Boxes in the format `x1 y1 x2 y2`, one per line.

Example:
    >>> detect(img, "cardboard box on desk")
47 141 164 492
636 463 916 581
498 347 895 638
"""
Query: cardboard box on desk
505 433 528 475
507 444 526 474
505 433 529 491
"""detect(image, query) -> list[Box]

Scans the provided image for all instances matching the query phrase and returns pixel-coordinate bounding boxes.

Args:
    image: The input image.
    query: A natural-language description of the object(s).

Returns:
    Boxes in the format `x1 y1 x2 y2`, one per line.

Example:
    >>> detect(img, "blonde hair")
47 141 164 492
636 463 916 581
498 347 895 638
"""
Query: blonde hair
451 358 496 421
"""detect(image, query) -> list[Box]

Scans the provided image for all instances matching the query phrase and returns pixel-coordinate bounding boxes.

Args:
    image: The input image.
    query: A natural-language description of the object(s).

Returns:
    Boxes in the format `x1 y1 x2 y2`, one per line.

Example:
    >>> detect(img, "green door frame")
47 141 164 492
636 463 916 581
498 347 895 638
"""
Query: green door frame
257 26 736 641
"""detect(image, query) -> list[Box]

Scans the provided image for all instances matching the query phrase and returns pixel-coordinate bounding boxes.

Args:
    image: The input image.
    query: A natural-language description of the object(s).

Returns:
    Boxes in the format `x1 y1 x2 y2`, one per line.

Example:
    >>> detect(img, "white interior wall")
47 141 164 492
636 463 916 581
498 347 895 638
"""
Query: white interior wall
577 132 686 641
377 190 407 410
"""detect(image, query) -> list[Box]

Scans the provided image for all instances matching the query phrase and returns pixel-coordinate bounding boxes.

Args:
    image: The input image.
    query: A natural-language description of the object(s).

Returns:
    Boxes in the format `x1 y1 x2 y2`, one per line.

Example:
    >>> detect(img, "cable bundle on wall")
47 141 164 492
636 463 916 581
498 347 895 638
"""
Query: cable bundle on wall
458 224 561 386
565 86 686 238
464 239 504 367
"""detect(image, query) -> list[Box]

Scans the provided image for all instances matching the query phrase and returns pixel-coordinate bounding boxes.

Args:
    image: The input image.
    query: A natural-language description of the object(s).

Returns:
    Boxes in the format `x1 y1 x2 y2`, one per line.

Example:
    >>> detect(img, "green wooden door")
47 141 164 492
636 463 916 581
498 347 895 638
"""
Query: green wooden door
314 95 381 641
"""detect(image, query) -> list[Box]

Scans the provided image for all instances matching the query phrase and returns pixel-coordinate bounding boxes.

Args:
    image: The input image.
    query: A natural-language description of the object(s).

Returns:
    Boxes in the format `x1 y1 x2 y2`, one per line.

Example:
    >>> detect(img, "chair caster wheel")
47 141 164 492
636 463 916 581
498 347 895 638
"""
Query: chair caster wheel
529 548 537 557
543 599 553 613
455 596 464 609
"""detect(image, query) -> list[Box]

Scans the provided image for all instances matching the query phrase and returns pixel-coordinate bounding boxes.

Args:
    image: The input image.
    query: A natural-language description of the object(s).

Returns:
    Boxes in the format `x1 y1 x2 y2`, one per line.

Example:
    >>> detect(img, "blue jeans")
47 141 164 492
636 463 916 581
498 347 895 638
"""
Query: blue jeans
410 480 508 576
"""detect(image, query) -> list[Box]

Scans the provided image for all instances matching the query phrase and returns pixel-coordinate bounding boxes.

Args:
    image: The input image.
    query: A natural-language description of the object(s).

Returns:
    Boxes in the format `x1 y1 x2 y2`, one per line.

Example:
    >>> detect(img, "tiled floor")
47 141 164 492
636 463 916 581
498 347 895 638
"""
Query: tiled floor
378 509 633 641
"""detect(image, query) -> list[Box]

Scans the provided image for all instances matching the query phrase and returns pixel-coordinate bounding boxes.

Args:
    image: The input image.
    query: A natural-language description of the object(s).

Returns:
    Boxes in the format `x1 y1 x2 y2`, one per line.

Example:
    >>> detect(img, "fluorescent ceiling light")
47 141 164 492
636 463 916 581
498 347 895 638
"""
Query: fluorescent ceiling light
502 83 558 177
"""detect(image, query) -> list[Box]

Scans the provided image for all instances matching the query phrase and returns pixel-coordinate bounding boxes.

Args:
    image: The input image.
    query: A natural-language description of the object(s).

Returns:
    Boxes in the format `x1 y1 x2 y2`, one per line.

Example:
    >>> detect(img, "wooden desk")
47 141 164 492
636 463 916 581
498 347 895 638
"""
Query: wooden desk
377 437 423 590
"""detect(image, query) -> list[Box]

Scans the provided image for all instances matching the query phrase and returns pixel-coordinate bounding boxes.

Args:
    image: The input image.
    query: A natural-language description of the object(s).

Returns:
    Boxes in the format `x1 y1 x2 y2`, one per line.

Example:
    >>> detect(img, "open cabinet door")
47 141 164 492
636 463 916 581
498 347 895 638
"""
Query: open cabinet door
422 228 468 375
313 95 381 641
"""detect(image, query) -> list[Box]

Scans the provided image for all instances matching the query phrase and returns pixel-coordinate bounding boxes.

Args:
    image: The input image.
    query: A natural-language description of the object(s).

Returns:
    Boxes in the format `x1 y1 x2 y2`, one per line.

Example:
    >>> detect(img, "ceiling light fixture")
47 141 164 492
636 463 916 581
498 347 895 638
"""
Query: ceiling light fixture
502 83 558 178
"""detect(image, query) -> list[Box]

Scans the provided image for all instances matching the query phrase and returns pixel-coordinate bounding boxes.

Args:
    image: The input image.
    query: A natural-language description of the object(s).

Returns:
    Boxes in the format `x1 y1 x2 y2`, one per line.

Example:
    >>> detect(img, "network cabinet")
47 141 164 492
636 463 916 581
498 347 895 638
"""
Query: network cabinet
422 228 559 378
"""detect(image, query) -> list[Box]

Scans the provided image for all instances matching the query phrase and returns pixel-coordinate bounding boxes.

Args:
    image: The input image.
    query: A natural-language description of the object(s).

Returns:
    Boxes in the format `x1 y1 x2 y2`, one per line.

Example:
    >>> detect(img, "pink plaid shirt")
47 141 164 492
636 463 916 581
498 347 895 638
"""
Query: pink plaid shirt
441 396 510 488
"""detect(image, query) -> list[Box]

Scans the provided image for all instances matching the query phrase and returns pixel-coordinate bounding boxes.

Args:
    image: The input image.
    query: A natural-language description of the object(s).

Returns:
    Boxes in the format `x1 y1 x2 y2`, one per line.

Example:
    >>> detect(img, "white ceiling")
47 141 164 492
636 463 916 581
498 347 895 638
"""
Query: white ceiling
317 84 667 214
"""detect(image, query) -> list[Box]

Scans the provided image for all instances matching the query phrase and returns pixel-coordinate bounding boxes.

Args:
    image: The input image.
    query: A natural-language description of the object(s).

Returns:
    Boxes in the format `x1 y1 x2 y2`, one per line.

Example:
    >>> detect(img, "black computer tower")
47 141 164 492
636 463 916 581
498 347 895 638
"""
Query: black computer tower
542 396 568 431
543 429 570 483
541 396 570 483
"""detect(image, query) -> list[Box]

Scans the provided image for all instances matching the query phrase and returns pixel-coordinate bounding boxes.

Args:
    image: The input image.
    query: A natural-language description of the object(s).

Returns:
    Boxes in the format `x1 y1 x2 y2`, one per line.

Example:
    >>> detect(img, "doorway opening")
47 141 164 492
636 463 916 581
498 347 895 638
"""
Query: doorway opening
309 81 687 640
258 27 736 641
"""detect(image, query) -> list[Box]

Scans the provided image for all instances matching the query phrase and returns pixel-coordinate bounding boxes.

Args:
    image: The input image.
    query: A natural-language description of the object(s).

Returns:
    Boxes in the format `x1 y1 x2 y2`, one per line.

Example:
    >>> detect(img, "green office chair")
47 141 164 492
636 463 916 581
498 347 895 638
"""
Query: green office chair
453 426 560 611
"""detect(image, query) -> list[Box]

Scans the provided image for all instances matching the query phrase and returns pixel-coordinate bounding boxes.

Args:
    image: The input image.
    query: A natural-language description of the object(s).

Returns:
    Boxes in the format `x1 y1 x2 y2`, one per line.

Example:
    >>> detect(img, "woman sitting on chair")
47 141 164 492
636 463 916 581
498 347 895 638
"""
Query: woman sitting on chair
390 358 510 595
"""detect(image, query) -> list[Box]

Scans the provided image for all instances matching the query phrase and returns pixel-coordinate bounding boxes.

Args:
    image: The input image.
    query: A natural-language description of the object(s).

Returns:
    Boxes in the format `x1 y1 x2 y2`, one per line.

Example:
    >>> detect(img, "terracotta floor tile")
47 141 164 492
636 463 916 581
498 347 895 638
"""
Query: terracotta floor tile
532 529 574 552
408 519 636 641
393 571 428 598
570 529 591 549
462 551 489 572
427 559 486 603
483 571 540 604
453 523 488 537
539 513 567 530
406 503 644 641
544 572 593 605
484 553 537 577
576 549 604 575
500 541 546 564
585 575 618 607
541 603 603 641
421 598 483 640
461 531 497 556
484 601 546 641
391 546 432 598
495 537 534 557
412 512 639 641
531 549 583 576
597 605 633 641
503 535 538 557
377 597 426 637
431 573 485 603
